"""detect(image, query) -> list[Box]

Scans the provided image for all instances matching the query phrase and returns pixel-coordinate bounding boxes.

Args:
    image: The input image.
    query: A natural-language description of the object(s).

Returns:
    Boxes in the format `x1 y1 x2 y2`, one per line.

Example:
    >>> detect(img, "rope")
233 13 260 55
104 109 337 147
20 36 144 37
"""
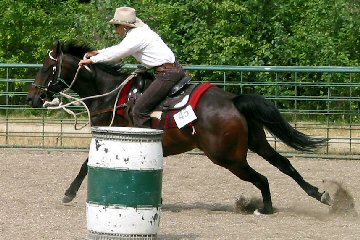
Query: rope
64 65 82 93
44 67 136 130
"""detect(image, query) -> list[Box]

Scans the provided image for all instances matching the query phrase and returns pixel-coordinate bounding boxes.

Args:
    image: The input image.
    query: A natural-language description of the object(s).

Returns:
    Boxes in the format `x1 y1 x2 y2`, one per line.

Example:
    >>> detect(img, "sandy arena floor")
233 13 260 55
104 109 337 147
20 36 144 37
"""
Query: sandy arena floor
0 149 359 240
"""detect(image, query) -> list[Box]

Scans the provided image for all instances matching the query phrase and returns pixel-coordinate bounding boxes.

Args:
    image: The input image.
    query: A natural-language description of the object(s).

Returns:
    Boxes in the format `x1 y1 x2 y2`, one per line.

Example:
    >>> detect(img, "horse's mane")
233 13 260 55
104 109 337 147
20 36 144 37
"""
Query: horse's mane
61 42 92 59
61 42 124 76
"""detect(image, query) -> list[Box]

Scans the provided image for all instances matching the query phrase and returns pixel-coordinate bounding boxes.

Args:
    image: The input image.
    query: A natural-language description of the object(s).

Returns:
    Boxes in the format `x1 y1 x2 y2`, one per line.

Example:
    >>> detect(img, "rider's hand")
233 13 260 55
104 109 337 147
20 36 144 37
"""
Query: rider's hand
79 58 93 66
84 51 98 59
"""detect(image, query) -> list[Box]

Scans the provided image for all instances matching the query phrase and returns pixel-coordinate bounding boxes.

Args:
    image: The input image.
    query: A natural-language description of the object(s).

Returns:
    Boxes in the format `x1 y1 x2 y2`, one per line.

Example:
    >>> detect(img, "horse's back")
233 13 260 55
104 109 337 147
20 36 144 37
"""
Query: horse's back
195 86 240 121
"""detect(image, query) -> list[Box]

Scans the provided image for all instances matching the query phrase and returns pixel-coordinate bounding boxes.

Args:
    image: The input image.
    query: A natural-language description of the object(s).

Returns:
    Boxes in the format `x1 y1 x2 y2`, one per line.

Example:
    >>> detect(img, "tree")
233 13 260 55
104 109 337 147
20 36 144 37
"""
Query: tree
1 0 359 66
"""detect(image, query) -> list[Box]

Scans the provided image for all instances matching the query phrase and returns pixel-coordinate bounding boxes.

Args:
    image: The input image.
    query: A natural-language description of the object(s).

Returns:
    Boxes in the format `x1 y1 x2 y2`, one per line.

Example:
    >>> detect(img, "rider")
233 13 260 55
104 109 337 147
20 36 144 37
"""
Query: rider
79 6 186 128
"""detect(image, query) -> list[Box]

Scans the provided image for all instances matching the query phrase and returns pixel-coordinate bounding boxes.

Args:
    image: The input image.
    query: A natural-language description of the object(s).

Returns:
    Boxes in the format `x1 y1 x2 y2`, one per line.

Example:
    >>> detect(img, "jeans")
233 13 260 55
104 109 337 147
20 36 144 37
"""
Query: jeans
133 65 186 128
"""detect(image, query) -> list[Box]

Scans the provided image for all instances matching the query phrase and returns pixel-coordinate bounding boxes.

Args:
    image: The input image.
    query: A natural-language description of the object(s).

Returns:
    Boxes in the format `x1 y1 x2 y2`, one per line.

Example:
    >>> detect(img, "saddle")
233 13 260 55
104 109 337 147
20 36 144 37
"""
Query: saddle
116 73 214 129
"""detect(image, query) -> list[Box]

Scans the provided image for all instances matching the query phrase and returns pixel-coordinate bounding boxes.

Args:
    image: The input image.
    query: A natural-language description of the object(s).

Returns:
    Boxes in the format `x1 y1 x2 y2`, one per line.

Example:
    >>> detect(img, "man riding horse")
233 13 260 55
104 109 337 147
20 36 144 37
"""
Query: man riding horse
27 7 332 215
79 6 186 128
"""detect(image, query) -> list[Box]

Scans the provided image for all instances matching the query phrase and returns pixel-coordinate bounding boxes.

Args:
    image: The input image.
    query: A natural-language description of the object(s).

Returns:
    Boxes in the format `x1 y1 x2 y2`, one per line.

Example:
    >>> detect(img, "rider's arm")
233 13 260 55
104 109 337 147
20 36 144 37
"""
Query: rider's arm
90 28 144 64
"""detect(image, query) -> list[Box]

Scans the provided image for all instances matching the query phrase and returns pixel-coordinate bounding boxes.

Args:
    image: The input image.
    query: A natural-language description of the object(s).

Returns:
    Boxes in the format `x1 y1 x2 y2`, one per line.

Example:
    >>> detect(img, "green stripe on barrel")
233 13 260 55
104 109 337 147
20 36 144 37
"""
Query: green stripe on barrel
87 167 162 207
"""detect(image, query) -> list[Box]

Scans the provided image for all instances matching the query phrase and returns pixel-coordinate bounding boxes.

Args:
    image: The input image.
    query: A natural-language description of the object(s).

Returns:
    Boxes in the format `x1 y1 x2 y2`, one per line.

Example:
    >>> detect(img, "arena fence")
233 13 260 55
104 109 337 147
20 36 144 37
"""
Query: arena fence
1 63 360 159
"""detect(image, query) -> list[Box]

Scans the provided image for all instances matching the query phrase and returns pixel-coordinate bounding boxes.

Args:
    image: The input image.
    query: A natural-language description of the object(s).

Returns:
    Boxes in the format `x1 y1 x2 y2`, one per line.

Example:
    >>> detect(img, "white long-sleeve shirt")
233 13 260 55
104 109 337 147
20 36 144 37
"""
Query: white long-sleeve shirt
90 24 175 68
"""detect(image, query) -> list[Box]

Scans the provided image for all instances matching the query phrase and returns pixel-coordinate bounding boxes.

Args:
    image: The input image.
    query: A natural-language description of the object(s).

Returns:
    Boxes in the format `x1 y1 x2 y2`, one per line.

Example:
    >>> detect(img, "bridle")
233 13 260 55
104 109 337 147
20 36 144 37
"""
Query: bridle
32 50 71 93
31 45 138 127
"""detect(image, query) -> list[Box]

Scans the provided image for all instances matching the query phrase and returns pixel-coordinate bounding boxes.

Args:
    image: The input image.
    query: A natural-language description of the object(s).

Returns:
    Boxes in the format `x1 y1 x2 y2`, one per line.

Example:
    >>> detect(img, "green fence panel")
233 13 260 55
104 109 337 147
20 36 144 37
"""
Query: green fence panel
1 63 360 159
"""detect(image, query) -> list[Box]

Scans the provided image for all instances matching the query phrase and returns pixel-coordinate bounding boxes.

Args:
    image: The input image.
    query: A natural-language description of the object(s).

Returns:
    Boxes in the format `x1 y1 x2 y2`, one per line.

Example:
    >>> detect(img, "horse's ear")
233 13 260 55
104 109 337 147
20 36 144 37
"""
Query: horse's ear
55 41 62 57
52 41 62 58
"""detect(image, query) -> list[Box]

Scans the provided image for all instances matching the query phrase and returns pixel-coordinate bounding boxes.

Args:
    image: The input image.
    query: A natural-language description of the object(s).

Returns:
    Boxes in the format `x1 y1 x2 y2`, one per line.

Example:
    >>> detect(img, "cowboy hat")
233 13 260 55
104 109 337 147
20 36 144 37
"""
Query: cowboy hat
109 7 144 28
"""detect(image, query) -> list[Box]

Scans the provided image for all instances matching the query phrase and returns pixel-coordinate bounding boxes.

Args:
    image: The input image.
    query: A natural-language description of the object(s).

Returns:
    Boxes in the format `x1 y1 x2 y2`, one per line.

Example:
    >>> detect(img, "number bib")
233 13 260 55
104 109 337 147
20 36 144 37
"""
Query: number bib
173 105 197 128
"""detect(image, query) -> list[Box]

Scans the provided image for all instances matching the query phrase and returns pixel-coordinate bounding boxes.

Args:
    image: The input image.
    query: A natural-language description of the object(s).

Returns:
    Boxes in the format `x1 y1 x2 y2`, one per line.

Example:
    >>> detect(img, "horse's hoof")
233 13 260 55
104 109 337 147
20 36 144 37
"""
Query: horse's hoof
254 209 263 215
62 194 75 203
254 207 274 215
321 191 332 206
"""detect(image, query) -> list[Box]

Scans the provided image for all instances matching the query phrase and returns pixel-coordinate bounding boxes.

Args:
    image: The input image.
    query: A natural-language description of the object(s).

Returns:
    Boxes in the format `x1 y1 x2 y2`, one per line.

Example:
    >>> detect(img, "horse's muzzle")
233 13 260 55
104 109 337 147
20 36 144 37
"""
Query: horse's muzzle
26 87 47 108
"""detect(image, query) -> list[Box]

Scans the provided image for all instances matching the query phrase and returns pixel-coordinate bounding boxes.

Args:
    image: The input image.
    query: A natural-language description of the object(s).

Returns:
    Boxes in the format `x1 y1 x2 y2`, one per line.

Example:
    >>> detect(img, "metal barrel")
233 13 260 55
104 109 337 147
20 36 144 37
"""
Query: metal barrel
87 127 163 240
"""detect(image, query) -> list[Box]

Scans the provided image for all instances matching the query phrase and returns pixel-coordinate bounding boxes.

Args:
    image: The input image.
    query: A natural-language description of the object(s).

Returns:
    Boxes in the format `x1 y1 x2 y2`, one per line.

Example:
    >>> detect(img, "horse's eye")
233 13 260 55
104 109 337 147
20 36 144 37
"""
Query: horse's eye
40 65 55 73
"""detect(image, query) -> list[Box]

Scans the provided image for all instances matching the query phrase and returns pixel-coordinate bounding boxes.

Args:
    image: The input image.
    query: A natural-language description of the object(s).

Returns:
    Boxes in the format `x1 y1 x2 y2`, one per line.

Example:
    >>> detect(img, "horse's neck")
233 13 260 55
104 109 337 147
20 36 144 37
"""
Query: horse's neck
74 67 128 112
63 55 119 96
94 72 123 94
70 67 119 97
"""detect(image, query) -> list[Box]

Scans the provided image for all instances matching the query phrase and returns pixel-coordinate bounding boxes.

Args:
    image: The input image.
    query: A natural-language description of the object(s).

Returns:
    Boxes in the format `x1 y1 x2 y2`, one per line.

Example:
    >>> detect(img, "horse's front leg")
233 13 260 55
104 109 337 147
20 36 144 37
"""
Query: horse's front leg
62 158 88 203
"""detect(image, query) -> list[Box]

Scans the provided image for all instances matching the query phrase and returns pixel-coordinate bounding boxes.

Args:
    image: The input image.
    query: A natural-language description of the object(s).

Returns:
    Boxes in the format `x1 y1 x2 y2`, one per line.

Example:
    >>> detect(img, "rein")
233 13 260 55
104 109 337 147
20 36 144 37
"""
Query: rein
33 50 92 92
46 71 137 129
39 49 136 129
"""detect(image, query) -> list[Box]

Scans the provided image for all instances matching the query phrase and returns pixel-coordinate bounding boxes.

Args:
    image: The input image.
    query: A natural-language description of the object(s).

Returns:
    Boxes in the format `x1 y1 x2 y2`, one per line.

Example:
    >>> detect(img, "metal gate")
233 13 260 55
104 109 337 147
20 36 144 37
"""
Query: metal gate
1 63 360 159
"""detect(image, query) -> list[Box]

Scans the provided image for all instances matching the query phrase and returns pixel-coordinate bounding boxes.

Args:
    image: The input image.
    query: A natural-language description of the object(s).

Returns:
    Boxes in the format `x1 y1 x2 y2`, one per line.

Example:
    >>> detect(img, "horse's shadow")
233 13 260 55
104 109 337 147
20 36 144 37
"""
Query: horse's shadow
163 191 358 218
162 196 264 214
162 202 237 213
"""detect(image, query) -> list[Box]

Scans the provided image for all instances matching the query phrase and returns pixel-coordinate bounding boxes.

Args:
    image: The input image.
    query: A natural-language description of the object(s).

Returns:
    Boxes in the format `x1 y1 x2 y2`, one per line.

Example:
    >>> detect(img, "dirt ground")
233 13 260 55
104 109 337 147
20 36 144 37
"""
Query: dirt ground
0 149 359 240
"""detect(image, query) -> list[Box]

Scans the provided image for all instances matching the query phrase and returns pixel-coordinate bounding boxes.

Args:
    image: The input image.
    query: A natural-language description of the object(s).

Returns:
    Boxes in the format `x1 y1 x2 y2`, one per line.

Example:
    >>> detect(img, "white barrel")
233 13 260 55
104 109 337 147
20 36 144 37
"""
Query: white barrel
87 127 163 240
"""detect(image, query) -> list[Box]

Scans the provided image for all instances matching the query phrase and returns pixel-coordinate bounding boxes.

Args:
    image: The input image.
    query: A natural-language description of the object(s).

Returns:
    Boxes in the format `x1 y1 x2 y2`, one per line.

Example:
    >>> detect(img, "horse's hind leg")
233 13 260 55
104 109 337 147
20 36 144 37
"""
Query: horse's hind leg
248 125 331 206
63 158 88 203
223 160 274 214
198 114 274 214
203 138 273 213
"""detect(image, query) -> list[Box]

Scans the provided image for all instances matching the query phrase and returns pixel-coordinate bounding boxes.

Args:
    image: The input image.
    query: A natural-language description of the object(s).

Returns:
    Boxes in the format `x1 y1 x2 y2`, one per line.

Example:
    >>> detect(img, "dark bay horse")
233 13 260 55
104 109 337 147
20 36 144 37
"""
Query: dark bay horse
27 42 331 214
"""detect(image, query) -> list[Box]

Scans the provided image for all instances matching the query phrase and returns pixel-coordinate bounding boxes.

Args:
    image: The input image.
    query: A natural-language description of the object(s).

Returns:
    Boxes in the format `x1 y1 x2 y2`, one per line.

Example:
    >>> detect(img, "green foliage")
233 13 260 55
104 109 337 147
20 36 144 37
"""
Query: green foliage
1 0 359 66
1 0 360 120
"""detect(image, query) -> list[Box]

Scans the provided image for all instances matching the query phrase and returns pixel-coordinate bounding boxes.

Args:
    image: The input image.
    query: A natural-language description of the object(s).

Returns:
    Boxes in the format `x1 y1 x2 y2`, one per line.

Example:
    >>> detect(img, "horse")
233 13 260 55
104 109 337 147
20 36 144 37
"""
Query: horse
27 41 331 214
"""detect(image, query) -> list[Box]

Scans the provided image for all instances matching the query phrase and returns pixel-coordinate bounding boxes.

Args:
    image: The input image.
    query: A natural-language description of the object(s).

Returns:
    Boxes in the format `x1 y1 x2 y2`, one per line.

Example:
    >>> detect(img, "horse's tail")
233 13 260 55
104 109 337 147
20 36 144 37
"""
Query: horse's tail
233 94 327 152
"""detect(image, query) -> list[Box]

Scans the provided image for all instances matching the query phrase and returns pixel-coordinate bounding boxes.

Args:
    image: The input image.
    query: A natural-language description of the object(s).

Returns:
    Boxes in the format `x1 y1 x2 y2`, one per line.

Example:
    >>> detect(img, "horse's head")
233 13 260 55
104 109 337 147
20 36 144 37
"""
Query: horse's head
27 41 155 111
27 41 69 108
